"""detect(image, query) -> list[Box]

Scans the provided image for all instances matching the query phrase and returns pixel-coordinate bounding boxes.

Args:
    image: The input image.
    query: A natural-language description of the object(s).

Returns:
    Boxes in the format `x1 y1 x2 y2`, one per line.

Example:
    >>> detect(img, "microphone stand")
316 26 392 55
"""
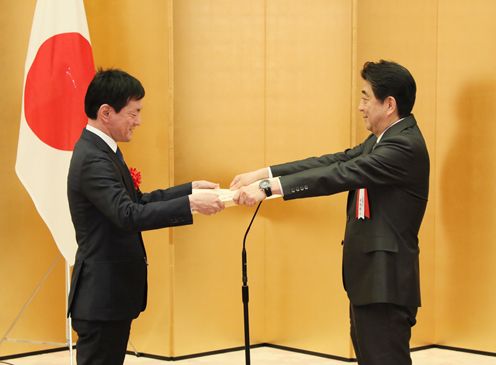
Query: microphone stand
242 201 263 365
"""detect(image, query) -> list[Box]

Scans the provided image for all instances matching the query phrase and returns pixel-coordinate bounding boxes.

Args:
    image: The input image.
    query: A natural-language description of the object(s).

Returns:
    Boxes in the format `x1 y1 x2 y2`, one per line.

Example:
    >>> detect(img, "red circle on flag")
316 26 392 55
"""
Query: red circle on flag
24 32 95 151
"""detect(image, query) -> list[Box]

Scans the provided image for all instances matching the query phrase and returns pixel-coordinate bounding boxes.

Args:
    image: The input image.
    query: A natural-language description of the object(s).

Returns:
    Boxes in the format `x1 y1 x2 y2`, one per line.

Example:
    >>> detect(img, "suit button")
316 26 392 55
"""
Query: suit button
291 189 295 193
304 185 308 190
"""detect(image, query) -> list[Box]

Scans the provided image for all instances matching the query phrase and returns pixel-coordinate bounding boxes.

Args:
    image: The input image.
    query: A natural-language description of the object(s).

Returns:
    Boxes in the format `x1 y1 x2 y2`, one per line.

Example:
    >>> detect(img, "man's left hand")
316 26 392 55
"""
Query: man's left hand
192 180 220 189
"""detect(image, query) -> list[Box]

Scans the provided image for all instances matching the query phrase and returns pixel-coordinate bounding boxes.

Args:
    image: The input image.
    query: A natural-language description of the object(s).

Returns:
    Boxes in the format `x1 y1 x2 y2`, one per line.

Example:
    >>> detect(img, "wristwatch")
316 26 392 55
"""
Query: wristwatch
259 179 273 197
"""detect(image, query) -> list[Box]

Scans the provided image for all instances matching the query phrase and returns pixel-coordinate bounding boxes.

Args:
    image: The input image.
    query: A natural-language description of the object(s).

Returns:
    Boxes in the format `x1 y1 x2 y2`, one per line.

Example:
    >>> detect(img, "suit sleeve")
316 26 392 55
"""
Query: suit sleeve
270 137 370 177
279 133 426 200
80 155 193 232
138 182 192 204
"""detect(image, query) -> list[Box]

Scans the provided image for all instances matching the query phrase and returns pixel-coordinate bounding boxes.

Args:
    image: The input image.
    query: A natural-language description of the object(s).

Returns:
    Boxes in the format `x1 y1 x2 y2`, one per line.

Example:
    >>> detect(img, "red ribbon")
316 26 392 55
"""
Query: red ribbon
356 188 370 219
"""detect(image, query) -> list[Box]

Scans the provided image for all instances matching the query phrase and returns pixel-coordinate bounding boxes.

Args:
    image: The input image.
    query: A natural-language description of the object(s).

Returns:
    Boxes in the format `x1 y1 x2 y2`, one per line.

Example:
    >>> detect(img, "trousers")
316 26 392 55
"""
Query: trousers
350 303 418 365
72 318 132 365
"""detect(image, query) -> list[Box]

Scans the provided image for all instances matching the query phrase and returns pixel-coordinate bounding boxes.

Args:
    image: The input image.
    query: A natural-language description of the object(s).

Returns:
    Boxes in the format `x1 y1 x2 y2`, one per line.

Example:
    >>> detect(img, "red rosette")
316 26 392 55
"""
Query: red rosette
129 167 142 190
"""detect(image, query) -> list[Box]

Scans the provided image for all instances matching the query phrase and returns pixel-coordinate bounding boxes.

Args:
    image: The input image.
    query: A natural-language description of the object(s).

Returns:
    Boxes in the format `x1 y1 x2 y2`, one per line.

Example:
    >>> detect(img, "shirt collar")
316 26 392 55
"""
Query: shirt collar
376 117 405 144
86 124 118 153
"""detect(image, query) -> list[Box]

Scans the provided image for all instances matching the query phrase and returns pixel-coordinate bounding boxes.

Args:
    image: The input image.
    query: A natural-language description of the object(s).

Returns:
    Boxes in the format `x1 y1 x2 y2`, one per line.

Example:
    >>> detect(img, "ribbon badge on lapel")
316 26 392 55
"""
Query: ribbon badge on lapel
129 167 142 190
356 188 370 219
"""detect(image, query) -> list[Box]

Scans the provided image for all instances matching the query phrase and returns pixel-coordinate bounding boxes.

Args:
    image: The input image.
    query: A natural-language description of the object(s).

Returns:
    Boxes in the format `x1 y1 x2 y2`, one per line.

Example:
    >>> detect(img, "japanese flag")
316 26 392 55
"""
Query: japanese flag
15 0 95 265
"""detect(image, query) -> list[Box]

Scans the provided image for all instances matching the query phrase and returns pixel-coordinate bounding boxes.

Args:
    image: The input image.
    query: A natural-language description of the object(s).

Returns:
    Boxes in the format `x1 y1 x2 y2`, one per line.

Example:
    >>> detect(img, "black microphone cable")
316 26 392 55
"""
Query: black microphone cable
241 201 263 365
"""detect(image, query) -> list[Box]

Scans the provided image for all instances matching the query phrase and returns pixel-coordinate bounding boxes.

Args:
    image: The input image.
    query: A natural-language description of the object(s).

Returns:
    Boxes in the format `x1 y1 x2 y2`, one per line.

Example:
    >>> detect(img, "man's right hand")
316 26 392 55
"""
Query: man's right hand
188 193 225 215
230 168 269 190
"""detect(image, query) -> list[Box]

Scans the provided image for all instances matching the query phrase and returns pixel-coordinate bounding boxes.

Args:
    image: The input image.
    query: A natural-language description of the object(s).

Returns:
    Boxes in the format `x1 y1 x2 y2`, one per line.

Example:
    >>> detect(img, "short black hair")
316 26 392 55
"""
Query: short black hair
361 60 416 118
84 68 145 119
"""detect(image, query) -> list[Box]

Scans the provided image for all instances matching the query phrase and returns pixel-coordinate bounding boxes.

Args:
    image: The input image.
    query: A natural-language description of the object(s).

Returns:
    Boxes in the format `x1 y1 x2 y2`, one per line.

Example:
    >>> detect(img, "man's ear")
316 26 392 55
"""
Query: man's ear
98 104 112 123
385 96 397 117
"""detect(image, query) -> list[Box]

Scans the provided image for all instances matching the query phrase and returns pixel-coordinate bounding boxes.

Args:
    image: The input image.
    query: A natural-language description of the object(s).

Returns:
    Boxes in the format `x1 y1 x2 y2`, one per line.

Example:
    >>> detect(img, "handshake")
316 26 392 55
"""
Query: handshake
188 167 282 216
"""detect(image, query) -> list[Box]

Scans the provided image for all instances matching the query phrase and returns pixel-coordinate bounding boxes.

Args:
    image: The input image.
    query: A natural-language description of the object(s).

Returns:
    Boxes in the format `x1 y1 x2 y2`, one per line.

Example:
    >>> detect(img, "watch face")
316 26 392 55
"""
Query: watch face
260 180 269 189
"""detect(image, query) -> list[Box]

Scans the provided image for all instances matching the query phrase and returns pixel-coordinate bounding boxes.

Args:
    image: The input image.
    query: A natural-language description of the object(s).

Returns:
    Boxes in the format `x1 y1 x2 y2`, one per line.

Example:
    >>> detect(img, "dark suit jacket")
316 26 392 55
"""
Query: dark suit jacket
271 115 429 307
67 129 193 321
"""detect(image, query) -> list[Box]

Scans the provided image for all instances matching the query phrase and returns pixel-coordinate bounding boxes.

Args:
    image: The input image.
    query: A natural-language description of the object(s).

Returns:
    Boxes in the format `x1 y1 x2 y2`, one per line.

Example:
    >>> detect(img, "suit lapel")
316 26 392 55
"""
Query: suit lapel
347 116 417 220
82 130 138 201
109 150 138 201
376 115 416 147
363 134 377 155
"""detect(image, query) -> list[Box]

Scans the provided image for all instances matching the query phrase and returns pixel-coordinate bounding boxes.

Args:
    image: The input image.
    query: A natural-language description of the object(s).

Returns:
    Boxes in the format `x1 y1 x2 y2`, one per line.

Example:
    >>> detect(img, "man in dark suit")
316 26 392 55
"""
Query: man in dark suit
231 60 429 365
67 69 224 365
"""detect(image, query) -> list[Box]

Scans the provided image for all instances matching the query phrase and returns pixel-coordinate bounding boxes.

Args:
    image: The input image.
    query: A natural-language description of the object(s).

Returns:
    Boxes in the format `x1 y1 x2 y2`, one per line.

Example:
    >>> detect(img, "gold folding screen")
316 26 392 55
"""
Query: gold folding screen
1 0 496 359
173 1 267 356
262 1 352 356
172 0 354 357
435 0 496 351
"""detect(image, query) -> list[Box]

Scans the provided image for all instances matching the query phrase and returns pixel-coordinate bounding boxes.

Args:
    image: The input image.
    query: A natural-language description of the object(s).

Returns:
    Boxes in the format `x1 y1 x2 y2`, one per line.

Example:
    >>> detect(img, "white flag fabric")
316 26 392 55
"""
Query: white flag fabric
15 0 95 265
